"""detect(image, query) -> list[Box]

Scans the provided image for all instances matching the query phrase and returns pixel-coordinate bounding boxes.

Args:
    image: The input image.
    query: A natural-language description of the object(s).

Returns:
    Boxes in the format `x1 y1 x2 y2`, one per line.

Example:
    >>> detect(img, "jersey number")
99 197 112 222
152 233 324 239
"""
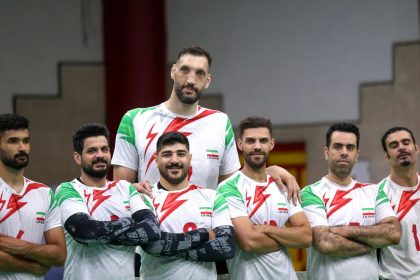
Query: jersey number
183 222 197 232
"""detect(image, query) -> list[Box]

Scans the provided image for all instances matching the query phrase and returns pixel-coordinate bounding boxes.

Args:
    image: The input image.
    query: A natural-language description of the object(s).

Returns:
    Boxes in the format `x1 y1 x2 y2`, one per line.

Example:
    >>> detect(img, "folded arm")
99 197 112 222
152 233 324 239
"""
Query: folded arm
183 225 236 262
232 216 281 254
254 212 312 248
330 217 401 248
0 227 66 267
312 226 373 257
141 228 210 256
0 249 50 276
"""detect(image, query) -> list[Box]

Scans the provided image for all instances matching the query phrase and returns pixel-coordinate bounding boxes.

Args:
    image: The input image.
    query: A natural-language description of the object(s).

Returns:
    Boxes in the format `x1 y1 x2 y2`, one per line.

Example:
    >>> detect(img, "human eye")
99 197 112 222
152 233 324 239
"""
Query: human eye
333 143 342 150
347 145 355 151
180 66 189 73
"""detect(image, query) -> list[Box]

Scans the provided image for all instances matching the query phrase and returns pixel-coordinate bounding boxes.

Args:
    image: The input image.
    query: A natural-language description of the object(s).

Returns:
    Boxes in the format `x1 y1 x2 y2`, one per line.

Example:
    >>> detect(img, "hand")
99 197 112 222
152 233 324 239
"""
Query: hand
0 235 30 256
133 181 153 198
207 229 216 240
31 262 50 276
266 165 301 204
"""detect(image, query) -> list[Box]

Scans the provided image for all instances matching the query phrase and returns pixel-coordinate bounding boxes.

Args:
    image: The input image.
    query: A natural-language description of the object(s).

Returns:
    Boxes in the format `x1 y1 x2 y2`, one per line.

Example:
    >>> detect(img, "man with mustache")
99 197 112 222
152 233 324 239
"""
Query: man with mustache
112 45 299 196
301 123 401 280
139 131 235 280
217 117 311 280
54 123 161 279
378 127 420 279
0 114 66 279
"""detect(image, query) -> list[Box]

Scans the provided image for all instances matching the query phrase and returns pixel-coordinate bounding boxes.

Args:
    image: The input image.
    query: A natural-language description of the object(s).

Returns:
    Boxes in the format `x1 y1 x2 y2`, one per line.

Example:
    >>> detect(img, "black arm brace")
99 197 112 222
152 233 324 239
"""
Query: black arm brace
64 209 160 246
185 225 236 262
141 228 210 256
110 209 161 246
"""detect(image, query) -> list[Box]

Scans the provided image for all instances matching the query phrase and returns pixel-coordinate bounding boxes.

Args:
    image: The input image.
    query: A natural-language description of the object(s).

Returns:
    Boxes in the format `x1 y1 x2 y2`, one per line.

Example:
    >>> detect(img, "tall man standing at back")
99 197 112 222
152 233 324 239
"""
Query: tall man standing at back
301 123 401 280
379 127 420 279
112 46 298 194
0 114 66 279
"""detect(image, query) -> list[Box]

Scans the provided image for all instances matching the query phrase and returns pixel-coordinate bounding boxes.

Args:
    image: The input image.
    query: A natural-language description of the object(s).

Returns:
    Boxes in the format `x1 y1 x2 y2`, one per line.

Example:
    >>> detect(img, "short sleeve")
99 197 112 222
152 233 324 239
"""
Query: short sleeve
301 185 328 227
111 109 140 171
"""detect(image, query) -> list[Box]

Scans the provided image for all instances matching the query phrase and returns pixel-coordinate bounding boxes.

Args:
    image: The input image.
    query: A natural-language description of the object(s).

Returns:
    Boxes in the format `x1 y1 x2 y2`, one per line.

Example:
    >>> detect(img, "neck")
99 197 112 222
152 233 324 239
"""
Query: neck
0 164 25 193
165 92 198 116
390 165 418 187
159 178 189 191
79 173 107 188
241 164 267 183
326 172 352 186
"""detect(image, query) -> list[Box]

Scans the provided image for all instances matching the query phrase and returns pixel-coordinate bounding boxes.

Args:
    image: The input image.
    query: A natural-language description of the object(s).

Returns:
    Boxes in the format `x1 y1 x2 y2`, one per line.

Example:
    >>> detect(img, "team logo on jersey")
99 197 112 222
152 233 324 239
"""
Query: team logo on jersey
36 212 45 224
206 149 219 160
277 203 288 213
199 206 212 217
123 200 130 211
362 207 375 218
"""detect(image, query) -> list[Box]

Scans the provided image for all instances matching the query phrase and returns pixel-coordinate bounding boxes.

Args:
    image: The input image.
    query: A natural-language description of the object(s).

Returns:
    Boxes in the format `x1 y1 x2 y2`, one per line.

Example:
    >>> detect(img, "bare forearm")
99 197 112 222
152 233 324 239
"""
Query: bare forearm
237 228 281 254
0 250 49 276
313 230 372 257
331 221 401 248
20 243 65 267
259 224 312 248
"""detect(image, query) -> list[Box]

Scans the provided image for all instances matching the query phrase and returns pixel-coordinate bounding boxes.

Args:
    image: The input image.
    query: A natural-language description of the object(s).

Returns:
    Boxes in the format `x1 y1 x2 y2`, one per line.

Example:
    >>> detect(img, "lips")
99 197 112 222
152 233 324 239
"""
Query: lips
397 152 410 159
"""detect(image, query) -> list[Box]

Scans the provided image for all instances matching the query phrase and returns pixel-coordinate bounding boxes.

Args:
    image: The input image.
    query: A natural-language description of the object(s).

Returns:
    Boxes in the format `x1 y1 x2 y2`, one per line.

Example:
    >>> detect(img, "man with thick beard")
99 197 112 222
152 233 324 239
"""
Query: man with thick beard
139 132 236 280
112 46 299 195
55 123 161 279
301 123 401 280
378 127 420 279
217 117 311 280
0 114 66 279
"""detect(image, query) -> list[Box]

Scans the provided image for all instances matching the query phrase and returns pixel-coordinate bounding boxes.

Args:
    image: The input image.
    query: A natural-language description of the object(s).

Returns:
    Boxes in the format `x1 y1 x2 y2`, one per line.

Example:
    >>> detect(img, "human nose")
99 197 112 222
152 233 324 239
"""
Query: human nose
253 140 262 151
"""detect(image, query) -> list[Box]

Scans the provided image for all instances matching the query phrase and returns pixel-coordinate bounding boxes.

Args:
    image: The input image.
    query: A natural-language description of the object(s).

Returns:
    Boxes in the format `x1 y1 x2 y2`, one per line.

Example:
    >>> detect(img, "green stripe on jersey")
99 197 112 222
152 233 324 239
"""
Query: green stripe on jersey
213 193 228 214
117 106 159 146
55 182 84 206
224 118 235 148
141 194 154 211
376 181 390 207
48 188 58 210
217 174 243 202
301 183 325 209
129 184 140 198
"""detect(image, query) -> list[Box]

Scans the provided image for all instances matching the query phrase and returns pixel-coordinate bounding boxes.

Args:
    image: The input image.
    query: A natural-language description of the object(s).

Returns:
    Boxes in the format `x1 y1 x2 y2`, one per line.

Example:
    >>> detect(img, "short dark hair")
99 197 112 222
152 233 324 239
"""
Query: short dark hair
0 114 29 137
156 132 190 152
381 127 416 152
177 46 212 67
326 123 360 148
238 116 273 138
73 123 109 154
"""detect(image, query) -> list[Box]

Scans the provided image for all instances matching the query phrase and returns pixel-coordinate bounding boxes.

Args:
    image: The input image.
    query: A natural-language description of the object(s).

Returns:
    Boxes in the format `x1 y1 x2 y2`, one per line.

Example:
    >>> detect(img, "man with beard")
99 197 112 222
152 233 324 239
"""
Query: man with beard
0 114 66 279
54 123 161 279
112 45 299 195
301 123 401 280
217 117 311 280
378 127 420 279
139 131 236 280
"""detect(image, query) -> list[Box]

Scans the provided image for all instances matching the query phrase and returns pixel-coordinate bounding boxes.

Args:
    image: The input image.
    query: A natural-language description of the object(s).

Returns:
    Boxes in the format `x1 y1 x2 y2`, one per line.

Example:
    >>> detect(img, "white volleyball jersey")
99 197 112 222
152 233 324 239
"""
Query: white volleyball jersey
301 177 396 280
111 103 240 189
217 171 301 280
0 177 60 280
55 179 150 280
140 184 232 280
379 174 420 280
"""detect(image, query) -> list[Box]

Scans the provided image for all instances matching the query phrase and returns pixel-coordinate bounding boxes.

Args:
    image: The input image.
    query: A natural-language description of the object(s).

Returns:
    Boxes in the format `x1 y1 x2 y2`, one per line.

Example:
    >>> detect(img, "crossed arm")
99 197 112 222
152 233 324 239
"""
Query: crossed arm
64 208 160 246
232 212 311 254
312 217 401 257
0 227 66 275
141 225 236 262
